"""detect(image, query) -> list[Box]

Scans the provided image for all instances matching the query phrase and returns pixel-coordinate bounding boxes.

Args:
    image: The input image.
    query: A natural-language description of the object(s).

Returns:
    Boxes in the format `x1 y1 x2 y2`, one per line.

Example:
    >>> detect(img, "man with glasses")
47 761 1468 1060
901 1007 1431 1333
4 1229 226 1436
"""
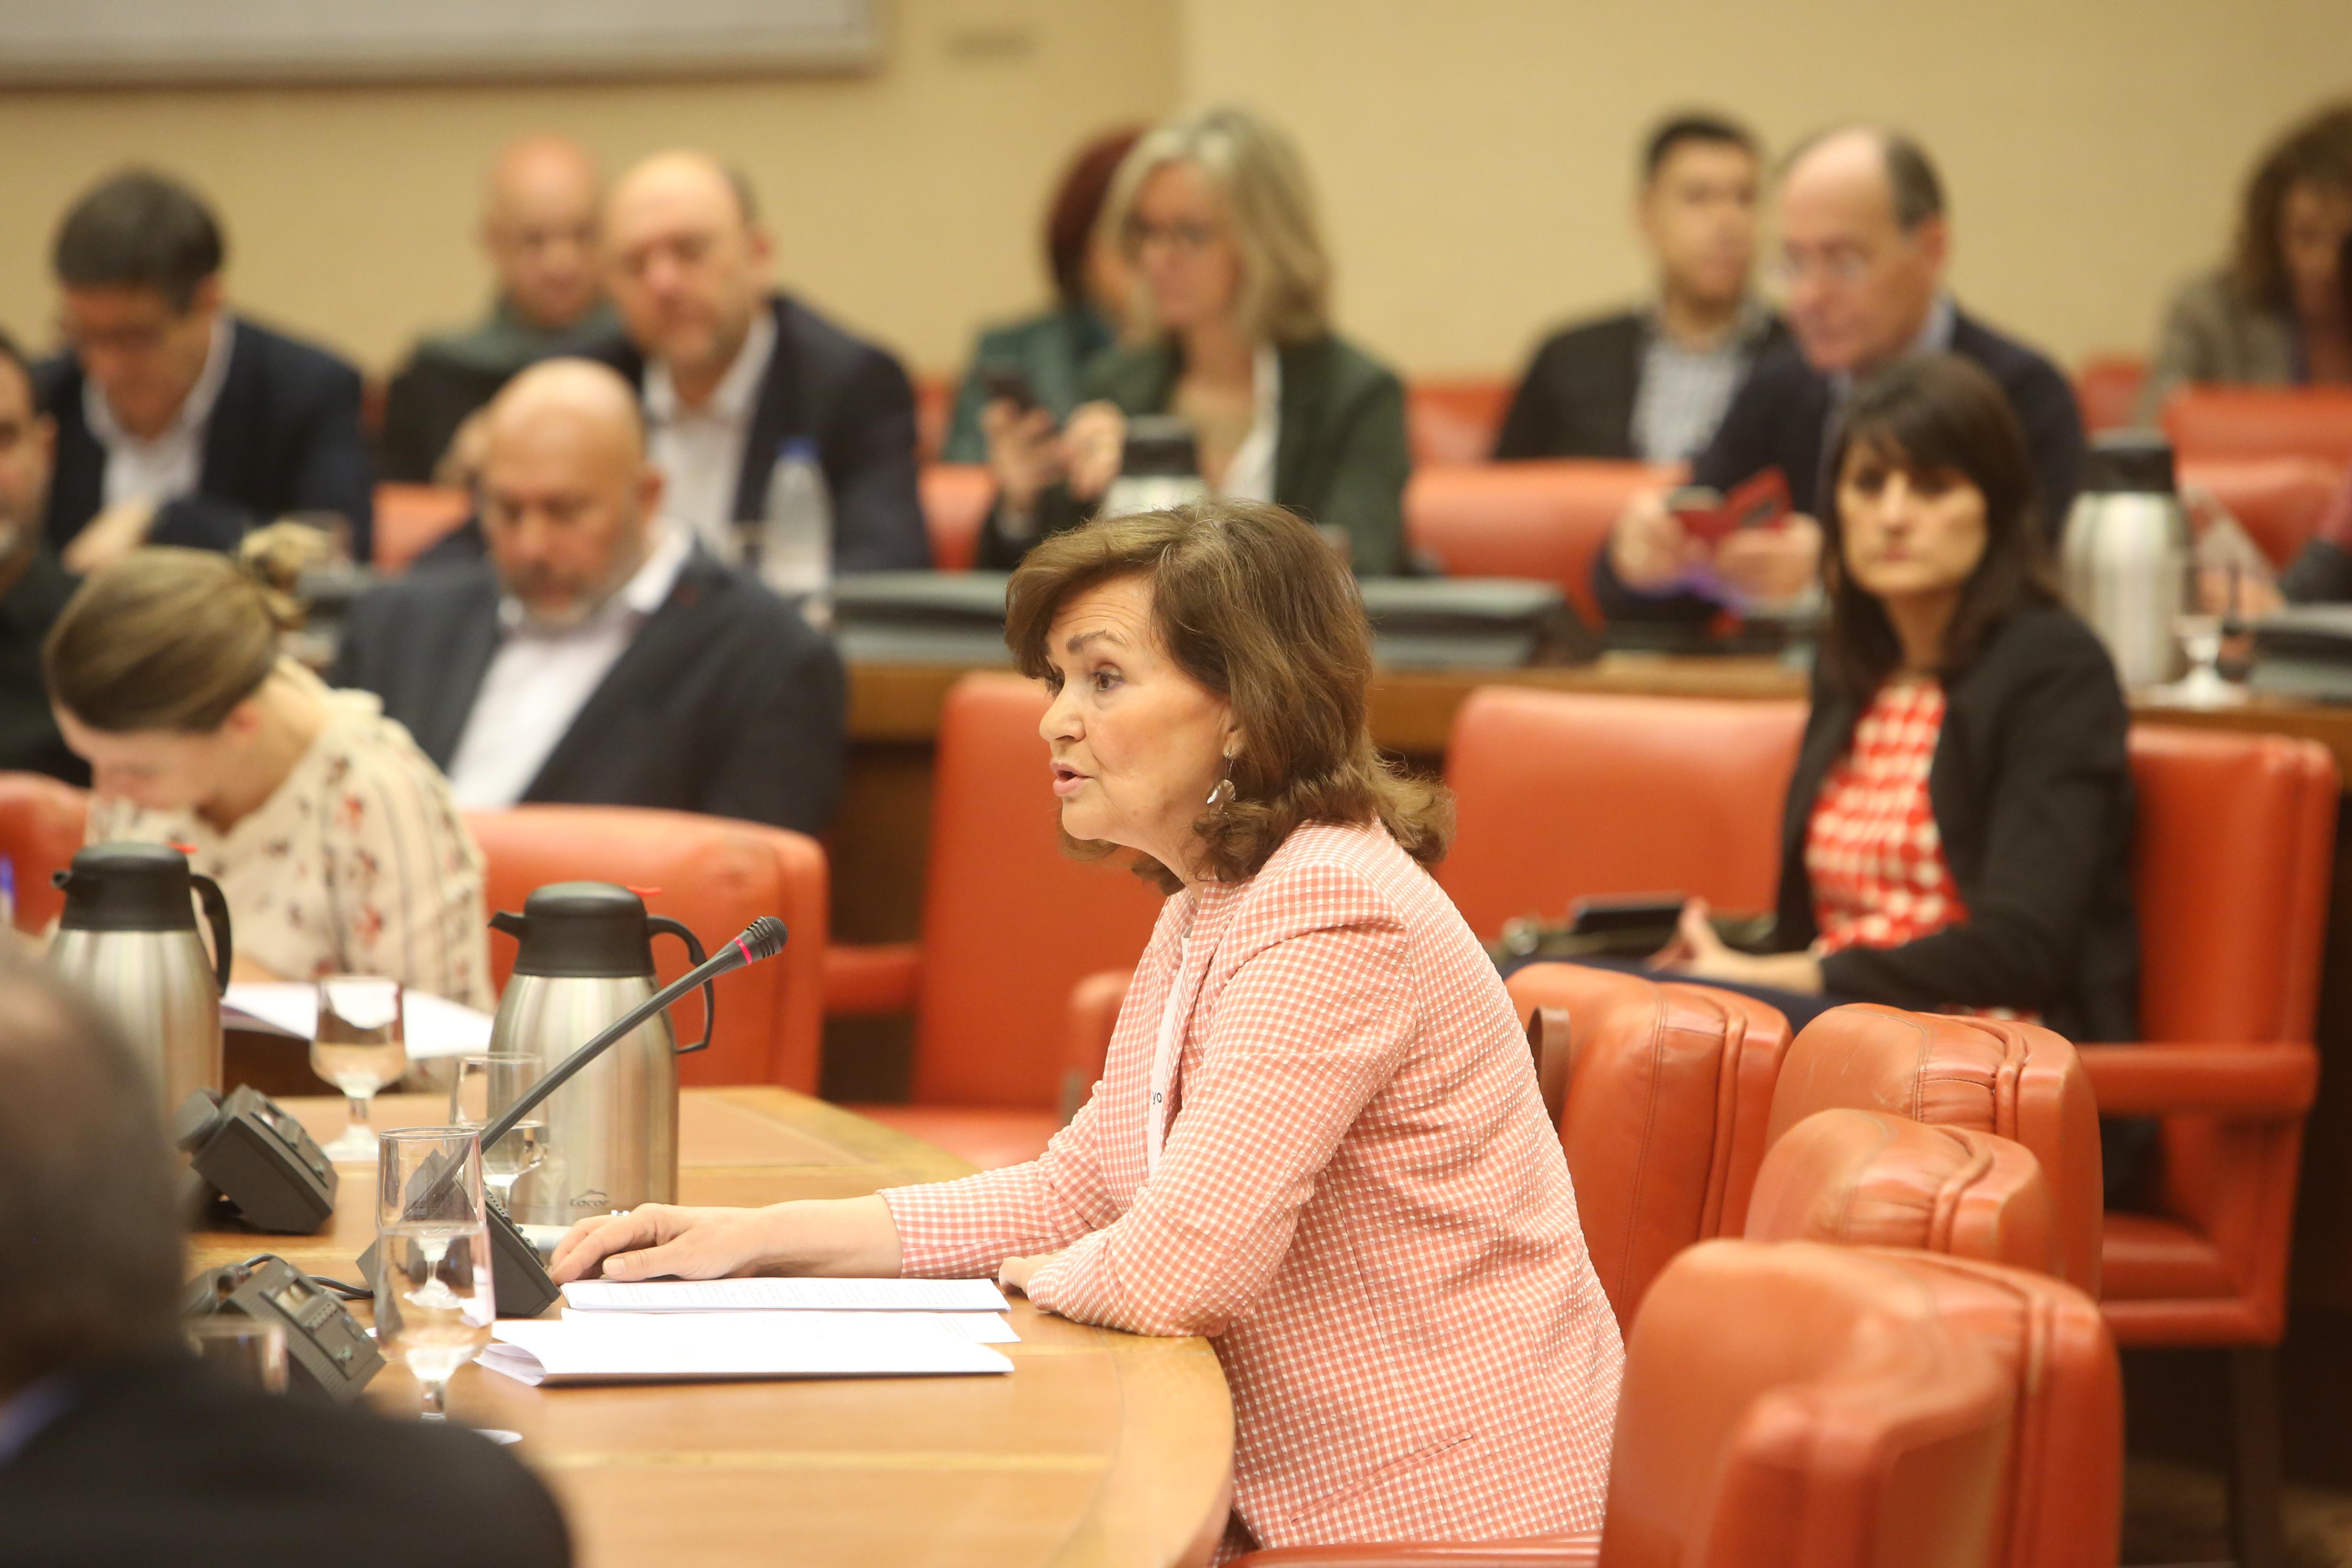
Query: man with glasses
35 171 372 572
1597 127 2084 629
378 135 618 485
592 150 928 573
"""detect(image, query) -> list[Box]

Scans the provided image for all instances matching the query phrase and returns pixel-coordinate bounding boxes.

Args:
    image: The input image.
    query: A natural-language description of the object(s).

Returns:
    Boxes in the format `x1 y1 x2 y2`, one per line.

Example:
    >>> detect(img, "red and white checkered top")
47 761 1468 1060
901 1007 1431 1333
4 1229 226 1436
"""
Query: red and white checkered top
1806 676 1967 955
883 821 1623 1557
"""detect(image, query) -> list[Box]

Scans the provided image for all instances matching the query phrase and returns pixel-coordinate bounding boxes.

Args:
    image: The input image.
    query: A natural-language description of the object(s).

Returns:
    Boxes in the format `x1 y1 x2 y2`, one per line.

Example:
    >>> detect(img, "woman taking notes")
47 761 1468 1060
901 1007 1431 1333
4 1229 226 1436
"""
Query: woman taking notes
556 502 1623 1556
44 526 493 1006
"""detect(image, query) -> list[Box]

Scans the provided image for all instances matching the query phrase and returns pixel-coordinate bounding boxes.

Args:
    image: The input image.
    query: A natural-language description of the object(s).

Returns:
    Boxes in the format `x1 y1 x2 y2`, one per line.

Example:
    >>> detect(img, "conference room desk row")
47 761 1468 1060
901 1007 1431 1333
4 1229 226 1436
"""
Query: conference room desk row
826 654 2352 1316
189 1091 1235 1568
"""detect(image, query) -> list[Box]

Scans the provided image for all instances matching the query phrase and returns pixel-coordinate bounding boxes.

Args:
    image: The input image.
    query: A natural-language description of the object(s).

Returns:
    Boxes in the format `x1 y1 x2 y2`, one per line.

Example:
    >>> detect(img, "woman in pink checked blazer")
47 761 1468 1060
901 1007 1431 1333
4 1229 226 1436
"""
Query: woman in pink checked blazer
552 501 1625 1557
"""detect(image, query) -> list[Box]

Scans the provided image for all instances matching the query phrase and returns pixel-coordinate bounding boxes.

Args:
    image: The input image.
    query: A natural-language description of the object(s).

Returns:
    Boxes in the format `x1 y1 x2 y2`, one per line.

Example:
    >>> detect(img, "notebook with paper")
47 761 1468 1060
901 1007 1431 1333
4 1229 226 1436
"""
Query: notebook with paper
480 1311 1013 1385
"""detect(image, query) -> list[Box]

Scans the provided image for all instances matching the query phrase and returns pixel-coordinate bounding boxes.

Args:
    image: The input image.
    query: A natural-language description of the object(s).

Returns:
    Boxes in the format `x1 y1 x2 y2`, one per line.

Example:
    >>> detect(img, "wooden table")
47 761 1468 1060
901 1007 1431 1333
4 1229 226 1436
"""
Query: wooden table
192 1090 1235 1568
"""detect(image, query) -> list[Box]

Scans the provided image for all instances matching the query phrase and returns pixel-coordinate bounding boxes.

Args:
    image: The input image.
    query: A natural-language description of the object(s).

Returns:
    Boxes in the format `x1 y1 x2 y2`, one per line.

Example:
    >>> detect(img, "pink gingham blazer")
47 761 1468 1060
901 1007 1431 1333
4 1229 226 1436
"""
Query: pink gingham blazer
883 821 1624 1554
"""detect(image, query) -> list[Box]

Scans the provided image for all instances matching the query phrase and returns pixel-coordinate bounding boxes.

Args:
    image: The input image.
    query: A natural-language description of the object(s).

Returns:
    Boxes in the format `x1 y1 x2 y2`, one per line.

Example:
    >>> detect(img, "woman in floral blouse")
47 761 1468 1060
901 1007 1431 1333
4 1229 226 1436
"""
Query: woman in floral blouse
44 525 492 1008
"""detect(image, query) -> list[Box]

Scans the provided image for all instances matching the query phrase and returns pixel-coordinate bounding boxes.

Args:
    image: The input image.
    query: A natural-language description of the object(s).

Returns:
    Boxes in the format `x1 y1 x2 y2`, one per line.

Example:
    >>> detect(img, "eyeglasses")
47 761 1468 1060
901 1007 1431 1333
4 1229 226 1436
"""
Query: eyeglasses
56 313 178 356
1774 248 1876 287
1123 216 1223 253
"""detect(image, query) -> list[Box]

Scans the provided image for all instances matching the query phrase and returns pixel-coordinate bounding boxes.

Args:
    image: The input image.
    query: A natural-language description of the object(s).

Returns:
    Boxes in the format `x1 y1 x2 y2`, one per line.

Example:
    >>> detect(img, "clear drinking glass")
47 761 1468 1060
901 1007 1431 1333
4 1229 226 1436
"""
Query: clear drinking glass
312 976 407 1162
2151 561 2251 708
187 1317 288 1393
448 1052 547 1216
375 1127 495 1420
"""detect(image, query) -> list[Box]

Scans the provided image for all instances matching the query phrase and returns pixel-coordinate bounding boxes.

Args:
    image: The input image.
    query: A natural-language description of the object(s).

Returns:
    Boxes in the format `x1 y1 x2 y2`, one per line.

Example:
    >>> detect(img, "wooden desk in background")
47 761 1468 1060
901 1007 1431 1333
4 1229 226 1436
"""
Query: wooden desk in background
191 1090 1234 1568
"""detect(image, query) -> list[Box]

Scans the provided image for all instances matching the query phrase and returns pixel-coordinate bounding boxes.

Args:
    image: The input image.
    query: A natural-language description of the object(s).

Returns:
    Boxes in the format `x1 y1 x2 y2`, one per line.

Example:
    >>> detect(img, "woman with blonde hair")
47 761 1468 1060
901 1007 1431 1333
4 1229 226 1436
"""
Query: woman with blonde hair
44 524 492 1007
980 107 1413 574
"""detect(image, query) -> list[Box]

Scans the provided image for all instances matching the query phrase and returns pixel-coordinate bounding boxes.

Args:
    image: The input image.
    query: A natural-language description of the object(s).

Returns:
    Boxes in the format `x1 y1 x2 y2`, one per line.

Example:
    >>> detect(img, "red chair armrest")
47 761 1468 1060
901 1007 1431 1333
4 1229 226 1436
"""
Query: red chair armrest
2078 1043 2319 1118
1232 1541 1599 1568
822 942 921 1016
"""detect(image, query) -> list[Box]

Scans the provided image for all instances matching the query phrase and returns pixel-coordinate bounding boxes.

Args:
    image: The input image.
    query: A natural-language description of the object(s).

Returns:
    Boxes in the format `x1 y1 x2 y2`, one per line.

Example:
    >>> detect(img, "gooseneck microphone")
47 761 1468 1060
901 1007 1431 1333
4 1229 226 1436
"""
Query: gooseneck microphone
477 915 789 1151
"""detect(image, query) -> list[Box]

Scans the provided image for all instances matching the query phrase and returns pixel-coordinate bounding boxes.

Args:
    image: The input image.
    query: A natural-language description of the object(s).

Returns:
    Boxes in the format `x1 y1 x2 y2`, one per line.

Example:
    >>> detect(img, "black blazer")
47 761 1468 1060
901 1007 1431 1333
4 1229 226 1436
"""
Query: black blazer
36 316 374 561
0 1358 569 1568
594 294 929 573
1492 308 1792 461
1771 605 2139 1043
1595 306 2087 625
330 549 846 834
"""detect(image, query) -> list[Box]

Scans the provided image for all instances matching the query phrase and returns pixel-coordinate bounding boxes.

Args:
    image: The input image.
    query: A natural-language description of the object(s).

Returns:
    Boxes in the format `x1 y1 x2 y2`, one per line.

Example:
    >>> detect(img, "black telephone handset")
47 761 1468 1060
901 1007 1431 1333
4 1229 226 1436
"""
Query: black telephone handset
182 1255 383 1404
175 1086 338 1234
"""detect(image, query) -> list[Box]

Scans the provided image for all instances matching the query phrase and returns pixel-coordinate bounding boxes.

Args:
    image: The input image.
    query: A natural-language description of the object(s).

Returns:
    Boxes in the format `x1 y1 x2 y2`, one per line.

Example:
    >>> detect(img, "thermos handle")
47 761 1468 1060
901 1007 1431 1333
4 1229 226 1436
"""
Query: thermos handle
647 917 716 1055
191 873 233 995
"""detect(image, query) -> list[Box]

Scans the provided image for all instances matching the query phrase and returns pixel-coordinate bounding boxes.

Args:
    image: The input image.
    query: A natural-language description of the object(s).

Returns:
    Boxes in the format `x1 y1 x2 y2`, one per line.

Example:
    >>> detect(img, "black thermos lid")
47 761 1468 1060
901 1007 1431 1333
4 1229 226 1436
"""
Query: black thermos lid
2078 430 2177 496
54 842 200 932
497 882 655 979
1119 415 1202 478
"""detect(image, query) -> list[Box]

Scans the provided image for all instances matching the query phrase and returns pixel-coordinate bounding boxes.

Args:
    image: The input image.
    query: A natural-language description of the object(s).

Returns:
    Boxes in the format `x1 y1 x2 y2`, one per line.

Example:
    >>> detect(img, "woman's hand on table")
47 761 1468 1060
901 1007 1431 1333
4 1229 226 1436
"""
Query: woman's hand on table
1653 899 1824 994
997 1249 1065 1297
550 1194 905 1284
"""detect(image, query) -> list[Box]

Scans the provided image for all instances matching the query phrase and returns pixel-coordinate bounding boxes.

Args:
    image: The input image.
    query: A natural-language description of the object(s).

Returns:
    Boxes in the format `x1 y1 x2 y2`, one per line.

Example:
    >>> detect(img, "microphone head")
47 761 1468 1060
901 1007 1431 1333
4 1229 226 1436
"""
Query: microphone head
740 916 789 962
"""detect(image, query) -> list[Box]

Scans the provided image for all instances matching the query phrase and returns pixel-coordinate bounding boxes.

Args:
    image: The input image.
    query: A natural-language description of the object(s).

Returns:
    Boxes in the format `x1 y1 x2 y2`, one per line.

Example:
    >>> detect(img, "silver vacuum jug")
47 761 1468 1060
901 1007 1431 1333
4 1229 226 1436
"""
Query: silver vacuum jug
50 842 232 1115
2061 431 2191 689
486 883 714 1229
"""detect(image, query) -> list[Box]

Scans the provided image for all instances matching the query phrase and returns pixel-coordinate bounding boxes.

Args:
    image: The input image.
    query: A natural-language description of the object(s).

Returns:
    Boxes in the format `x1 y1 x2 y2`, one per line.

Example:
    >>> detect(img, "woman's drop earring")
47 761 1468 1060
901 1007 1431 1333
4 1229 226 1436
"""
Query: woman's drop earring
1206 751 1236 807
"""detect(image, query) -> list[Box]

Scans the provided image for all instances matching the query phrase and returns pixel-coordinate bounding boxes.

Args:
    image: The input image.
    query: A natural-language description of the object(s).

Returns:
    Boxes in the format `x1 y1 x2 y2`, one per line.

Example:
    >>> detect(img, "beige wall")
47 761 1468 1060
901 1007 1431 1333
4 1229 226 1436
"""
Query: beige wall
0 0 2341 385
1187 0 2352 374
0 0 1181 375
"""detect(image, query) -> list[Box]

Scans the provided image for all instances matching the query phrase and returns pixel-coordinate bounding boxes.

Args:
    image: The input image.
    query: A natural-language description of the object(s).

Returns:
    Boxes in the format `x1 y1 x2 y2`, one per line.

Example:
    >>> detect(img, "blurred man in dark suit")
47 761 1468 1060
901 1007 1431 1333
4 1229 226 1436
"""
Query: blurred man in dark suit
36 170 373 570
0 956 570 1568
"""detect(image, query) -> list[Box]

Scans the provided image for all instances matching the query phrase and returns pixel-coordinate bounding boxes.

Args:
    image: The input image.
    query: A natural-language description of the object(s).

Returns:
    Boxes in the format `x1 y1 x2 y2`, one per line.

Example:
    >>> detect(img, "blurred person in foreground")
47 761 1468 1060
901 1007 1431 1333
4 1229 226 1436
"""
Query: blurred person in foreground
36 169 372 571
1496 111 1789 463
333 358 845 833
0 327 86 784
0 956 569 1568
1597 127 2084 634
552 500 1623 1560
943 126 1144 463
979 108 1411 574
2139 101 2352 417
380 134 620 485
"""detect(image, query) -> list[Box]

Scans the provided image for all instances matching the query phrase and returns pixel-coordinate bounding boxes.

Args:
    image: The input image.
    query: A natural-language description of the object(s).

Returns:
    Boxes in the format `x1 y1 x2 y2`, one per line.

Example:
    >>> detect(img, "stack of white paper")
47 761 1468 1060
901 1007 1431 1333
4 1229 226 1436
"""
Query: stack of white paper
480 1312 1013 1386
222 982 494 1060
559 1278 1011 1313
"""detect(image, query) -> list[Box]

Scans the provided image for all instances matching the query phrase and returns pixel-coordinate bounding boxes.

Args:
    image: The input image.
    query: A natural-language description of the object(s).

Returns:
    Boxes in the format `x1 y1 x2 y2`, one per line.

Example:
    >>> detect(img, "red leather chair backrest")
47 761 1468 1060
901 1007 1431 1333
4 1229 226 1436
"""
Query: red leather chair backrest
1767 1005 2103 1295
466 806 829 1091
1404 378 1514 466
1441 688 1805 941
372 483 472 574
1746 1109 2060 1281
2161 385 2352 466
912 374 955 466
1602 1240 2012 1568
912 674 1165 1109
0 772 90 933
919 463 993 572
2180 455 2346 571
2072 355 2147 435
1404 461 1679 627
1505 962 1794 1331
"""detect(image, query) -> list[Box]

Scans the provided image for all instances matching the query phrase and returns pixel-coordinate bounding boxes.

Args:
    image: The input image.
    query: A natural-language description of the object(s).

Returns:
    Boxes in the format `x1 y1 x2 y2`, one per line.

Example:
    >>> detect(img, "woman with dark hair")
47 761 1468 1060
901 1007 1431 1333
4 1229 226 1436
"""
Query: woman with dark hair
553 500 1623 1559
1659 353 2139 1047
941 127 1144 462
2140 101 2352 416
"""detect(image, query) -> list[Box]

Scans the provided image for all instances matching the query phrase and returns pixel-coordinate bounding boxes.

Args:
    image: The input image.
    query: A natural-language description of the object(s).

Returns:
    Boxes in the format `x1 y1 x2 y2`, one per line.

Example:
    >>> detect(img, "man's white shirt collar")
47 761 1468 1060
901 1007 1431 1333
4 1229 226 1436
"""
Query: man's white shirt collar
83 311 234 454
644 305 776 428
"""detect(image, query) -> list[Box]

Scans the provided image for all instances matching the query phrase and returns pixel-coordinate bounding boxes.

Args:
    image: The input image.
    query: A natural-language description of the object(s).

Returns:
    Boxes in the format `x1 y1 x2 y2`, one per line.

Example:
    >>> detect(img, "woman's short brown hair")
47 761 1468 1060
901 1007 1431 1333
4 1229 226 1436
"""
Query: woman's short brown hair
44 522 320 733
2233 102 2352 312
1005 500 1450 892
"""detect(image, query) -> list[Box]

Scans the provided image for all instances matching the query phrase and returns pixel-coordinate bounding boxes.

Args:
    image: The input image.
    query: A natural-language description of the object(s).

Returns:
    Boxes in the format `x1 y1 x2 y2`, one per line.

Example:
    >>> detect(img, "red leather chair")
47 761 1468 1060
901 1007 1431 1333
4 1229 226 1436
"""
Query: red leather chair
372 482 472 574
1405 379 1515 466
2180 454 2346 570
0 772 89 932
2161 384 2352 466
2072 353 2148 435
1404 462 1681 628
1745 1108 2061 1280
912 374 956 466
826 673 1164 1168
467 806 829 1091
1501 963 1794 1331
919 463 993 572
1764 1005 2103 1294
1439 688 1805 942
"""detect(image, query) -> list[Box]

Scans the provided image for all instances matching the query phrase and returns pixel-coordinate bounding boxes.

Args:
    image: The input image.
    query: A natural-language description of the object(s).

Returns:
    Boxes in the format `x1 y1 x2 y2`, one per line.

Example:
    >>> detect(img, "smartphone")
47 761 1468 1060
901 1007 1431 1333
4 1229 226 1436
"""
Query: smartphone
980 366 1041 414
1567 893 1690 936
1668 467 1793 546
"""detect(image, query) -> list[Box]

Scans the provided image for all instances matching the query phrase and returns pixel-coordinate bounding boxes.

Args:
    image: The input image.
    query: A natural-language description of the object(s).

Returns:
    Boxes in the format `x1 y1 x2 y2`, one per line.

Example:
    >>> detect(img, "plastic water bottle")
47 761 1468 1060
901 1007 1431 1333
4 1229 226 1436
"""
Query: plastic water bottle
757 438 832 625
